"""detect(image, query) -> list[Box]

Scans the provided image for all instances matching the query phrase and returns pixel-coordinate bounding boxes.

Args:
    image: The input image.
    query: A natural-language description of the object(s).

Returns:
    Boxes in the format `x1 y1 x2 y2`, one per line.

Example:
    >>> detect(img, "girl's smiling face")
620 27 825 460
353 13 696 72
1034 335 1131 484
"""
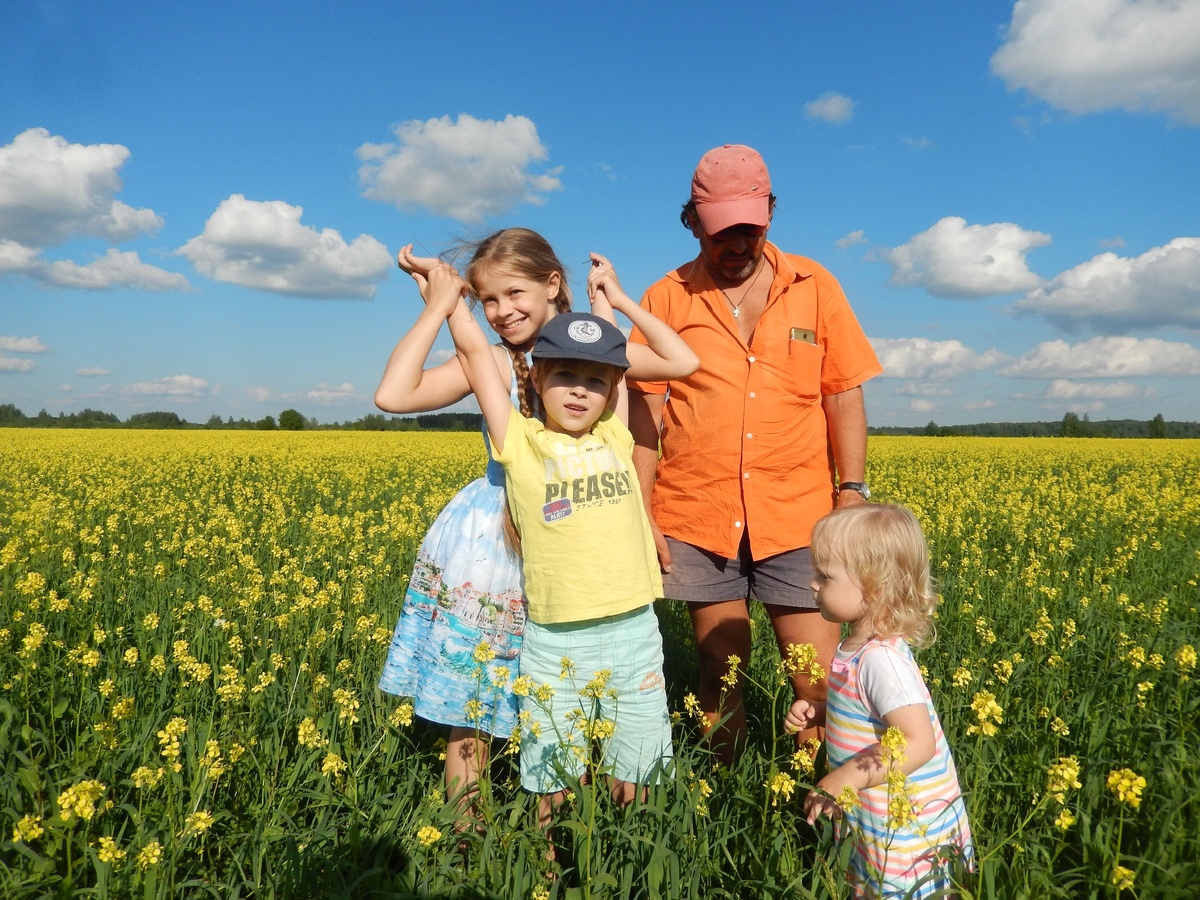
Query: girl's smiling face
472 266 561 350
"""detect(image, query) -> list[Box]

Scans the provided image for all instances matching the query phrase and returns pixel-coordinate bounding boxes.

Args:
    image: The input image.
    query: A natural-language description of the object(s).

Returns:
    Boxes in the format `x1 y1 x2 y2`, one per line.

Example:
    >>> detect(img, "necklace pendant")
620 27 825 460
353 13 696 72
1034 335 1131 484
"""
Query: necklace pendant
732 307 740 318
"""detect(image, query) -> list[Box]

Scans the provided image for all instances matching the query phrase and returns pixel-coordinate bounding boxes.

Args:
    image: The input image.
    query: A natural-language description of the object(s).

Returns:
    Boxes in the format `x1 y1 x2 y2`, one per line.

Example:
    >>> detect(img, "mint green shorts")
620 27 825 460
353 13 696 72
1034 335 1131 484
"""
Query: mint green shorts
518 604 673 793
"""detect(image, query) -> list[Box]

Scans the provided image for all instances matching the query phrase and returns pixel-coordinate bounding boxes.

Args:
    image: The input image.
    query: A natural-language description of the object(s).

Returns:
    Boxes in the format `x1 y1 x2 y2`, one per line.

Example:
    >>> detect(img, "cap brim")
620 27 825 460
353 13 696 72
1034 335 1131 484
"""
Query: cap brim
531 349 630 370
694 198 770 236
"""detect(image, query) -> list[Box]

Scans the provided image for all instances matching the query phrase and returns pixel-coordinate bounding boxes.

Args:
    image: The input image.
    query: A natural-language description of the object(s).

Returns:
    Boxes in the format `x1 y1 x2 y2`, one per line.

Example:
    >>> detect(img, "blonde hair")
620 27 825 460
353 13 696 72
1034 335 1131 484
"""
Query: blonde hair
454 228 573 557
810 504 938 647
458 228 573 419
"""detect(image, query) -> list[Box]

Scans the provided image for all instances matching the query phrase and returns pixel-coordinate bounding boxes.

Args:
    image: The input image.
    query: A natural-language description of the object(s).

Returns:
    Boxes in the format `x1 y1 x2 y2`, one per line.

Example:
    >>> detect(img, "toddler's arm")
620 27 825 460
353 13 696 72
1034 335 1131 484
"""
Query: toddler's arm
802 703 936 825
374 245 473 414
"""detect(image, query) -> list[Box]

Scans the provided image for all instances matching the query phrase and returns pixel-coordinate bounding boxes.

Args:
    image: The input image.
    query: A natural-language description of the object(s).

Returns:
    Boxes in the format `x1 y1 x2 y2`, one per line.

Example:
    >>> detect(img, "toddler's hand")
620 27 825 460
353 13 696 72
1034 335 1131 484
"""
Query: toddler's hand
784 699 817 734
802 787 842 825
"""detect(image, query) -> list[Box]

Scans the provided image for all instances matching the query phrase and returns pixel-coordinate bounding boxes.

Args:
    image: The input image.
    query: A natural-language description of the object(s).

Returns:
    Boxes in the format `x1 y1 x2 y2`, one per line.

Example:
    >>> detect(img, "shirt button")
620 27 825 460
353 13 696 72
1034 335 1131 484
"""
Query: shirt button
749 392 756 398
748 356 756 363
743 472 750 479
746 433 753 439
735 520 742 528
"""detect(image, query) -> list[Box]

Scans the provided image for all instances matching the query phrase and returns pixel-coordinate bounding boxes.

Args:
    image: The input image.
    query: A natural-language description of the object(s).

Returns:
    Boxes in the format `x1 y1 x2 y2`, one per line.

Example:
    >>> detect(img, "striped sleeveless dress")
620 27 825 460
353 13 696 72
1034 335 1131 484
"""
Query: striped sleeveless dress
825 636 974 898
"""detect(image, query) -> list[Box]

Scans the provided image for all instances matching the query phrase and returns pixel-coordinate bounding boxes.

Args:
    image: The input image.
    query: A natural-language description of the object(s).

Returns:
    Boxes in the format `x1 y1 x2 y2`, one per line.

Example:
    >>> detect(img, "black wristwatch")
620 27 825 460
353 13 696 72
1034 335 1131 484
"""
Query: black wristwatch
838 481 871 500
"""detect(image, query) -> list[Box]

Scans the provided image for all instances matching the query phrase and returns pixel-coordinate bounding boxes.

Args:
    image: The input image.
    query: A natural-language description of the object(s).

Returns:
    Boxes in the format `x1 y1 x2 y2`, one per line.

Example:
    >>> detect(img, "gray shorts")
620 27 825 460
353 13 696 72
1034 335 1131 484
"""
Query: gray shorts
662 534 818 609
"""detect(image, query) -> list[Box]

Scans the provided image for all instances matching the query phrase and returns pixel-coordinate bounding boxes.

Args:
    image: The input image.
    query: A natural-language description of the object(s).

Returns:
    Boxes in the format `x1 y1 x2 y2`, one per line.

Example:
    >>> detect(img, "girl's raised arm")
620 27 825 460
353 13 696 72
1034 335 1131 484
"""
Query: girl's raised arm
433 267 515 454
586 254 699 383
374 246 473 414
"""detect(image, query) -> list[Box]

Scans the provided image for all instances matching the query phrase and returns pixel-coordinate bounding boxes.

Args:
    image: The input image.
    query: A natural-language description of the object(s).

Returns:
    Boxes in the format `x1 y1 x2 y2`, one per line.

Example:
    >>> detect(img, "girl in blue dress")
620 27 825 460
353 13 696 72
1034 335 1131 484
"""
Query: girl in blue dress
375 229 570 802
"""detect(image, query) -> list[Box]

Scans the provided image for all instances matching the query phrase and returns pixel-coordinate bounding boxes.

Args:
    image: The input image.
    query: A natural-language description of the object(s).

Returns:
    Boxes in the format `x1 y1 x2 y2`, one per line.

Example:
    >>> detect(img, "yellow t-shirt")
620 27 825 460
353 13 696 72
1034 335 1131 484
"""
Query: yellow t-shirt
494 406 663 625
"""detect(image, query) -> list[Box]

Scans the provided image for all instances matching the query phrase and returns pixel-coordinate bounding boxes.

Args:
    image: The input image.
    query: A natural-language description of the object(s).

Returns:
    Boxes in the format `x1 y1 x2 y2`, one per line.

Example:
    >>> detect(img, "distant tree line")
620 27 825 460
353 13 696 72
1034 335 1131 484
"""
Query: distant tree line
4 402 1195 437
874 412 1199 439
0 404 484 433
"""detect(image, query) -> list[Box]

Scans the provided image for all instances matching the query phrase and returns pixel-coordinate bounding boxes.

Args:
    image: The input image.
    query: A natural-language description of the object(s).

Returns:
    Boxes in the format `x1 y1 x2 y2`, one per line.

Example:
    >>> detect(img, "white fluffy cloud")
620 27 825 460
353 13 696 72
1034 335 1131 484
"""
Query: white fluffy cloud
0 336 48 353
0 128 163 246
304 382 359 405
41 249 190 291
356 114 563 223
76 367 110 376
804 92 856 124
1043 379 1146 400
244 386 273 403
1012 238 1200 332
872 337 1009 379
123 374 215 398
178 195 392 299
992 0 1200 125
0 355 36 373
1001 336 1200 378
0 129 188 291
886 217 1050 298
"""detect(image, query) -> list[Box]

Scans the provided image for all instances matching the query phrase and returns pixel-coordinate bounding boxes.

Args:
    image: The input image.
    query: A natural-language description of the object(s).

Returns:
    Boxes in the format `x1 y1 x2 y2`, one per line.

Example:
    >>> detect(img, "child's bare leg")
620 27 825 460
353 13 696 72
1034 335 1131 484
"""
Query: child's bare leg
538 789 570 863
445 726 488 822
610 778 646 808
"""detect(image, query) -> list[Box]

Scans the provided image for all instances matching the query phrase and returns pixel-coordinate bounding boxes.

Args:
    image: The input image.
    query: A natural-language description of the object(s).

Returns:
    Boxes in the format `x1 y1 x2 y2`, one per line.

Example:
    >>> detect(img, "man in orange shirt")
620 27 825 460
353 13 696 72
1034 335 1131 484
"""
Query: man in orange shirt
627 144 882 762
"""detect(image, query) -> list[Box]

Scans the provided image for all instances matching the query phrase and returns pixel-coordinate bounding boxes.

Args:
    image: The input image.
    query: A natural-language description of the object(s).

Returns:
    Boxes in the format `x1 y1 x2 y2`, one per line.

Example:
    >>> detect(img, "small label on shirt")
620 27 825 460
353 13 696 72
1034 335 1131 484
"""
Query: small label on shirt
543 498 573 522
790 327 816 344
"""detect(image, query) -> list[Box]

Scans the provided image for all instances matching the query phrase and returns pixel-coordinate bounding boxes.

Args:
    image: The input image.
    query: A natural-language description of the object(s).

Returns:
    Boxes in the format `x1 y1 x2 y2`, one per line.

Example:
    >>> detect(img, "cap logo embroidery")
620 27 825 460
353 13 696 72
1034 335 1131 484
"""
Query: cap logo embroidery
567 320 602 344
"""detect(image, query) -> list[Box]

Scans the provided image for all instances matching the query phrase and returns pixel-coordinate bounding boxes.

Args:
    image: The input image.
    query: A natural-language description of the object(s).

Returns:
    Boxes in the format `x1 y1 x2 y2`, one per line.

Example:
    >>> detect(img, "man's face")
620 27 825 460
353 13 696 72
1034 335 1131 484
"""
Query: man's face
693 221 769 285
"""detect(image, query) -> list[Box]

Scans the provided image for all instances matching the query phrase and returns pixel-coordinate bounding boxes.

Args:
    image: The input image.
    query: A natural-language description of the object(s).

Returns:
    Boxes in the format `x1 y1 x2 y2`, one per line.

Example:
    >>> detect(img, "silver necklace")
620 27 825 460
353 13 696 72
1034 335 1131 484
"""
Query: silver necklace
719 259 766 319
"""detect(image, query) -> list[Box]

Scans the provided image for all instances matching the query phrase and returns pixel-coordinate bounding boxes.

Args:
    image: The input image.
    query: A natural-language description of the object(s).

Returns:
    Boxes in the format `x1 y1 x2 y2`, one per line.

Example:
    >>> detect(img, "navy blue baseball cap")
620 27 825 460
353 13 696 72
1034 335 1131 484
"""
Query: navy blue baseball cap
531 312 630 370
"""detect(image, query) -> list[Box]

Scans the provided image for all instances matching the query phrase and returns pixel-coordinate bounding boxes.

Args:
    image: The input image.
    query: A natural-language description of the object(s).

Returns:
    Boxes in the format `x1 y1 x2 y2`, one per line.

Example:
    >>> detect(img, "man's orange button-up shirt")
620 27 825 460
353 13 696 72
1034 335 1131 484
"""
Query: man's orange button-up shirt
628 243 882 559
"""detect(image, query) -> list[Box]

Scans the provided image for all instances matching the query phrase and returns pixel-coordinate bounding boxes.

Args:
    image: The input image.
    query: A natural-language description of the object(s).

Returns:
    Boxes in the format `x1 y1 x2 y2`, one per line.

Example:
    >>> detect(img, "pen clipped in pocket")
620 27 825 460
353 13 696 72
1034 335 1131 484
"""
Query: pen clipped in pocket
790 327 816 344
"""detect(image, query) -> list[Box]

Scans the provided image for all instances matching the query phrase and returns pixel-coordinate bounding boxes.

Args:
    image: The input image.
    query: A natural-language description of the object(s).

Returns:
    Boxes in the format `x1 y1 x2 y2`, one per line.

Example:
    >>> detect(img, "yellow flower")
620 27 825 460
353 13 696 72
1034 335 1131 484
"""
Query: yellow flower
473 642 496 664
559 656 575 679
966 690 1003 737
1054 807 1076 830
511 675 534 696
1112 864 1135 892
11 814 44 843
57 779 106 822
96 835 126 865
416 825 442 847
182 810 214 837
951 666 974 688
836 785 861 813
132 766 165 789
321 752 348 778
142 613 160 629
136 841 163 871
389 702 414 728
1176 644 1196 681
464 699 484 722
1106 768 1146 808
766 771 796 806
721 655 742 689
579 669 614 700
1046 756 1082 804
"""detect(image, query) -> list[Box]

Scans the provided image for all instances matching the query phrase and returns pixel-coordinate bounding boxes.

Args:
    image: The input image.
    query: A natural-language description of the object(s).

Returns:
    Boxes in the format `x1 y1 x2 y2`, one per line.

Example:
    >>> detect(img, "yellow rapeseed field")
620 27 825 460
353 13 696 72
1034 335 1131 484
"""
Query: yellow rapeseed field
1 430 1197 898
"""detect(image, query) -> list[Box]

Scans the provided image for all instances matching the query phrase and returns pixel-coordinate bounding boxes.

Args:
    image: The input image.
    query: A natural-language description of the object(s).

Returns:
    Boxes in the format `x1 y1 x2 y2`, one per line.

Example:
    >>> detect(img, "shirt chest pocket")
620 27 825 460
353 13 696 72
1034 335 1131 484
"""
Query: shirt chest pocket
783 335 823 400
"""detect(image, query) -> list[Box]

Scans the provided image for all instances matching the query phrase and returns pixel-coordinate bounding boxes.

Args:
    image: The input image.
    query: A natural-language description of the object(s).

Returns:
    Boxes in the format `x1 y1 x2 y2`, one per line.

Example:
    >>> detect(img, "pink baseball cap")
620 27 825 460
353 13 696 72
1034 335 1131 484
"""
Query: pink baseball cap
690 144 772 235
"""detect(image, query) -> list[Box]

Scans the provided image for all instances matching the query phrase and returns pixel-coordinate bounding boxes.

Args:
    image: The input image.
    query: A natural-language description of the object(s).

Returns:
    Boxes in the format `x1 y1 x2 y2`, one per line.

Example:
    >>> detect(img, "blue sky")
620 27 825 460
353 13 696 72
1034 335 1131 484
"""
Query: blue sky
2 0 1198 427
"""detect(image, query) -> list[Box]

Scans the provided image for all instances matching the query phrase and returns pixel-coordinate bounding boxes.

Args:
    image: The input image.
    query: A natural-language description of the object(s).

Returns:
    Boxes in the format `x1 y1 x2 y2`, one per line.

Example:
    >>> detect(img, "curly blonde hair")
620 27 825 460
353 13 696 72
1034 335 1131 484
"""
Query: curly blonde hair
810 504 938 647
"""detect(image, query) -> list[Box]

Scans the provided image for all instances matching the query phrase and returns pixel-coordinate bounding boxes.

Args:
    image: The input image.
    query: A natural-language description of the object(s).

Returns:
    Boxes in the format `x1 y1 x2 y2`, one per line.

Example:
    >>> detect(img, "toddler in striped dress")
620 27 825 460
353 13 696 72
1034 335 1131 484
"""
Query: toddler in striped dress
785 503 973 898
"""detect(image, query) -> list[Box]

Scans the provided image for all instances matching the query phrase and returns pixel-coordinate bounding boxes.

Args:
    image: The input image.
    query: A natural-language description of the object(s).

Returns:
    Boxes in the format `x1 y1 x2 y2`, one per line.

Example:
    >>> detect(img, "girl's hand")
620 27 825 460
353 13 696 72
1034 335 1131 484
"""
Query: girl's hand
586 253 632 312
397 245 444 295
423 263 467 318
784 699 818 734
